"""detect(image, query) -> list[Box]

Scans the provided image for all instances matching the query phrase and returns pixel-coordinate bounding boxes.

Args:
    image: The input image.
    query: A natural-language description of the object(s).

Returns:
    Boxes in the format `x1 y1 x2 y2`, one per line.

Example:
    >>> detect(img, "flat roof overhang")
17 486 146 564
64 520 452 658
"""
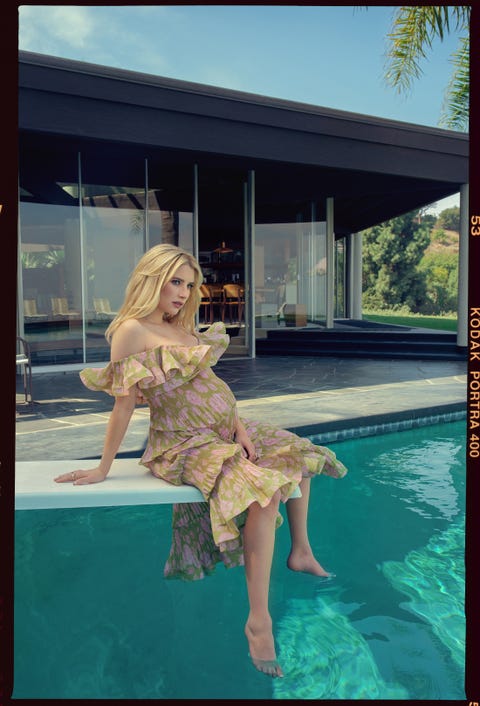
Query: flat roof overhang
19 51 468 234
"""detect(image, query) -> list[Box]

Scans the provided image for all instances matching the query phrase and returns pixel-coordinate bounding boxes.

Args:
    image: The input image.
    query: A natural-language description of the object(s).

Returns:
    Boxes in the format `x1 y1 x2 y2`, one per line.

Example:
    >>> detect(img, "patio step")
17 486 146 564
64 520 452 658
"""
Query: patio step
226 336 248 356
255 328 466 360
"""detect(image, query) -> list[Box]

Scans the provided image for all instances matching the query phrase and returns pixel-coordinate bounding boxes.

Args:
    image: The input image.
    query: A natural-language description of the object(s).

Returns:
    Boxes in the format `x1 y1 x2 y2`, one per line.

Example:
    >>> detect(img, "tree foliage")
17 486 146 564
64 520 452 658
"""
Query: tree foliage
362 207 460 315
437 205 460 232
362 211 430 311
418 250 458 314
383 5 470 131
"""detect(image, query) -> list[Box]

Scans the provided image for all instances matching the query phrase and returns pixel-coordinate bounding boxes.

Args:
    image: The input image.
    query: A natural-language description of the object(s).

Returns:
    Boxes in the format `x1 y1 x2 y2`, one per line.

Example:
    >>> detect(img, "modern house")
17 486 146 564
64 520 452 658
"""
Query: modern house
18 50 469 367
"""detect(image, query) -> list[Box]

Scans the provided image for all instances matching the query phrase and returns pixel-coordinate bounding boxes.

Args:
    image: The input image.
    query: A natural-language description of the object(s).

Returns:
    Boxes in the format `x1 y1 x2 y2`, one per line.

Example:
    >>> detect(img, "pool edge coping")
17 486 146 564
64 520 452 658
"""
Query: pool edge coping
287 402 466 443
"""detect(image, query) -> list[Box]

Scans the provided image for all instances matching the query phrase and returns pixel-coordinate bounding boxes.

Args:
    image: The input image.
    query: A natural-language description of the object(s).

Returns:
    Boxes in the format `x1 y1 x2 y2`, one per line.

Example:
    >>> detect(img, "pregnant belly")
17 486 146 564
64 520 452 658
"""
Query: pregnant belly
150 375 238 433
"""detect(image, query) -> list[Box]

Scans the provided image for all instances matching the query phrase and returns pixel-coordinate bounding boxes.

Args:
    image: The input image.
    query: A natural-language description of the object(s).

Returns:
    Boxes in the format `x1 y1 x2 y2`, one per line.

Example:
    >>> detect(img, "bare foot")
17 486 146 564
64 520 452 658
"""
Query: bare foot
245 619 284 678
287 550 333 577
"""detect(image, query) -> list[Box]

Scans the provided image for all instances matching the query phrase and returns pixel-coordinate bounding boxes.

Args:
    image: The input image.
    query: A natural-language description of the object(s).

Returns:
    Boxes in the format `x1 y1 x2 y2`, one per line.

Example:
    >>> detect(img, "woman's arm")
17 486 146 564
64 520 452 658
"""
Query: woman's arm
54 320 145 485
96 391 137 476
55 390 137 485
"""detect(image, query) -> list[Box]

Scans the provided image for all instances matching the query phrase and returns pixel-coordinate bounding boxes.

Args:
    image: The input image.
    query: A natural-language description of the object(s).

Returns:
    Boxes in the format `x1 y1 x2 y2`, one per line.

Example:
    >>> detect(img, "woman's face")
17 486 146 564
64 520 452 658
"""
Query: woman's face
157 263 196 318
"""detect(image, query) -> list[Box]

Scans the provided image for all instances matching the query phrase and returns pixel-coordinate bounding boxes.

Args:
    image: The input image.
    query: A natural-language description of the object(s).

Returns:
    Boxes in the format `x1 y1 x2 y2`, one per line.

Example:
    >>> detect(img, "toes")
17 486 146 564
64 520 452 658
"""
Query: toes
251 658 284 678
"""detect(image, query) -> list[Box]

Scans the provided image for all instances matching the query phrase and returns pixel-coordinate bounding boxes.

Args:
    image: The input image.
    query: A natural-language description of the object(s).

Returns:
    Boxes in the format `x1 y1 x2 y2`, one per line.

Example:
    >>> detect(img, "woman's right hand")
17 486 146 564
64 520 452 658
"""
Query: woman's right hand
54 467 107 485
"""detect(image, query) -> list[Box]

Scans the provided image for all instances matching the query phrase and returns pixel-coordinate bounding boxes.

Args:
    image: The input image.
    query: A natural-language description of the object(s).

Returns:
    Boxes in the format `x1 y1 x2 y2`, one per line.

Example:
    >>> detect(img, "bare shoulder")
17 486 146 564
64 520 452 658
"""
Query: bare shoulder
117 318 145 335
111 319 146 361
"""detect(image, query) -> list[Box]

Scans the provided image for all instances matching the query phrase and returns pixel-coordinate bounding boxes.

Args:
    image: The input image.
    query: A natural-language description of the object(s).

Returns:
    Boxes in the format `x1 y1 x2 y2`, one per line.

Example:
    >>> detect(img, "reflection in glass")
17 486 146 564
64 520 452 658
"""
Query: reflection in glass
82 183 145 362
255 211 327 332
19 154 83 364
147 189 193 252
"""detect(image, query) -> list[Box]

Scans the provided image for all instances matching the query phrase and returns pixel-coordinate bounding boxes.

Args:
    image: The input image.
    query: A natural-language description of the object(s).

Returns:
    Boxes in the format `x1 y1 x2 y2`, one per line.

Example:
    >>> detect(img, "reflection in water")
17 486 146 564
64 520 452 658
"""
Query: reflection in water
381 517 465 669
273 516 465 700
273 593 409 699
366 439 462 520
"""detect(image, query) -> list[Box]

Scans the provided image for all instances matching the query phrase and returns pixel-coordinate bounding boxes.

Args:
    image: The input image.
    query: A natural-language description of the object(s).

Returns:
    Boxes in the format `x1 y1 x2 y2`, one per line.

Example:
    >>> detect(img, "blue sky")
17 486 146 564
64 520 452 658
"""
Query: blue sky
19 4 464 213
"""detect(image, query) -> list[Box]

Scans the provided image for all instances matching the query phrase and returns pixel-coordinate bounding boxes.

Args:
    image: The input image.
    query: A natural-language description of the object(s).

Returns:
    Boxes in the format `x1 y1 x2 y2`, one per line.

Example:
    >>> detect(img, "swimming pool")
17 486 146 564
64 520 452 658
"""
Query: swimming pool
13 420 466 699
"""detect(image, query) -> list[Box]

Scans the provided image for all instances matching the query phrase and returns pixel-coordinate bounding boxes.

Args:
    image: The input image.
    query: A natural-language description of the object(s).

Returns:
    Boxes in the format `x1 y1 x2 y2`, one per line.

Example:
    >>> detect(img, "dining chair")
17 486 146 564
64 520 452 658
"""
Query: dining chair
207 284 225 322
222 284 244 323
199 285 213 324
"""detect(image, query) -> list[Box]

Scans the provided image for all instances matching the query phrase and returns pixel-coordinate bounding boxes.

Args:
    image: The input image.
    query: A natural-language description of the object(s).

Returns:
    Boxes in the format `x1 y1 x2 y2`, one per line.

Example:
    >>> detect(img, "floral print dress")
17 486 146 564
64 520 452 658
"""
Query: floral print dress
80 322 348 580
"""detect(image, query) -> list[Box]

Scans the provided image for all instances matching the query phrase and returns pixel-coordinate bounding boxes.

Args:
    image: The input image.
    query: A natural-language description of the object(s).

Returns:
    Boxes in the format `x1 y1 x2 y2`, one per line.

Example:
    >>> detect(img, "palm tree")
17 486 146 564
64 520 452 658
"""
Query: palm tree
383 6 470 131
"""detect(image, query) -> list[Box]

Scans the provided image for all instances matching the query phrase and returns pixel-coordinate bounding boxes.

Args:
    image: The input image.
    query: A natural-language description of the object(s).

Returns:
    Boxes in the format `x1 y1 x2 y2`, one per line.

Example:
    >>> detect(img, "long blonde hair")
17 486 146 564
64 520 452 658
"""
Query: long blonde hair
105 244 203 343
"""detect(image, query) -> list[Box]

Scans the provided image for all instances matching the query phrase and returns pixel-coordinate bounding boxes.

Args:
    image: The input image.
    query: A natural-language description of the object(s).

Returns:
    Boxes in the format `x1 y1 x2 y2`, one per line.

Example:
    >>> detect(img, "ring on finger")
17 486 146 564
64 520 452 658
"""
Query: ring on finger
71 471 76 481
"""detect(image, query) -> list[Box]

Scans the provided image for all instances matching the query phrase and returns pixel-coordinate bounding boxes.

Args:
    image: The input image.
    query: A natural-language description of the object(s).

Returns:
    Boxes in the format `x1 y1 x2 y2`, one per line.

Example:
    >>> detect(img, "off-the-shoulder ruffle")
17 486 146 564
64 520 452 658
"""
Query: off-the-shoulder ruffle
80 321 229 396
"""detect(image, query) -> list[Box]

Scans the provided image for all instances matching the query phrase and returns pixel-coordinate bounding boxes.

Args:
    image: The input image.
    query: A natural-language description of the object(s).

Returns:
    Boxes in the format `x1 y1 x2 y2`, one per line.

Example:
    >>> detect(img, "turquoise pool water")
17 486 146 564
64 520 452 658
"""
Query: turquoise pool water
14 420 466 699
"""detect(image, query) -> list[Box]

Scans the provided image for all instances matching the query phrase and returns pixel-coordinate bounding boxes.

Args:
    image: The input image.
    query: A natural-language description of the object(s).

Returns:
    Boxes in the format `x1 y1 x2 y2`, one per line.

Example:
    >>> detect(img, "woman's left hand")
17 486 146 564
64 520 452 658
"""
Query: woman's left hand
235 426 258 462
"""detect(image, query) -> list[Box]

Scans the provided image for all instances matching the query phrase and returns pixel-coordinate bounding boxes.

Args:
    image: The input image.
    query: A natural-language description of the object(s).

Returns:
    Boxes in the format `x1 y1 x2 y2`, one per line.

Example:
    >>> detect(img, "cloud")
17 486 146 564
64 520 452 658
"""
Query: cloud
19 6 96 52
18 5 172 74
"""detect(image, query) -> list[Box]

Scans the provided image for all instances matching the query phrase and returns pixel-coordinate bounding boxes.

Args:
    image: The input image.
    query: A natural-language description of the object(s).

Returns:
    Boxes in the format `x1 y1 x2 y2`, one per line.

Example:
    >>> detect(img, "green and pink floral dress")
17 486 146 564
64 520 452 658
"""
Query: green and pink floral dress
80 321 348 580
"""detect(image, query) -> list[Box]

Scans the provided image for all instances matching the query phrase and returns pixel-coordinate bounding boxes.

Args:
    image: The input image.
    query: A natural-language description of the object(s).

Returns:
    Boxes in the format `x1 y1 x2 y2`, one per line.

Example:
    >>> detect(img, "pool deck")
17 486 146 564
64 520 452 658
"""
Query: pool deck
15 353 467 509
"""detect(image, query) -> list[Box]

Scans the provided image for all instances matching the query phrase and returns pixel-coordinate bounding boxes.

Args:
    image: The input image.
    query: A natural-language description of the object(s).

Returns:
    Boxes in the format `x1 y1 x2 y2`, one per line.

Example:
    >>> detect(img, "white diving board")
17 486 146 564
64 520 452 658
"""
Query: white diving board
15 459 300 510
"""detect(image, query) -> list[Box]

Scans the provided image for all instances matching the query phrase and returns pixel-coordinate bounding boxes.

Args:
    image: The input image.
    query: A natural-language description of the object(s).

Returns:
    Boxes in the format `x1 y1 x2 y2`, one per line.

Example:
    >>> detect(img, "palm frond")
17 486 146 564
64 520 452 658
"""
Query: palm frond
439 33 469 131
384 6 430 93
384 5 470 95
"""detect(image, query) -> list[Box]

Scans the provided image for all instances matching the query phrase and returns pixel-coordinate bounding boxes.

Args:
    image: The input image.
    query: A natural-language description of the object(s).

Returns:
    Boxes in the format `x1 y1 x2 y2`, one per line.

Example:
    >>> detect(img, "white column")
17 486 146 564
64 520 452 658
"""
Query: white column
346 234 354 318
457 184 469 348
351 231 363 320
326 197 334 328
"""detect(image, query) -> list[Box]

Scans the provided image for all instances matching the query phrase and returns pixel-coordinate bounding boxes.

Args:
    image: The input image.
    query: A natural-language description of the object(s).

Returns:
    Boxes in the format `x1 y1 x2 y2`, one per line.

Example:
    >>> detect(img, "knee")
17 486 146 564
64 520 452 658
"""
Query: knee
266 489 281 513
249 489 281 518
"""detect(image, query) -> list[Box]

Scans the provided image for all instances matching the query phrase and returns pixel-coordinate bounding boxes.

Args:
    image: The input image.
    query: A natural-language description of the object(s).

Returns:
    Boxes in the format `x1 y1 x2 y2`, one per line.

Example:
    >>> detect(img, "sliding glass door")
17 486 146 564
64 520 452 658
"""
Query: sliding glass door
254 203 327 333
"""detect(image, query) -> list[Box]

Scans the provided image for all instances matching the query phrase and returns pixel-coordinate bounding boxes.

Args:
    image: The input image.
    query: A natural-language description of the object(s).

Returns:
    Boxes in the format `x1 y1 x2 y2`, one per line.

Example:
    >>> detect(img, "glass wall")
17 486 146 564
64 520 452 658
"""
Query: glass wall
18 144 339 366
18 144 194 365
196 167 247 332
81 179 147 363
254 204 327 332
147 160 194 253
19 146 83 365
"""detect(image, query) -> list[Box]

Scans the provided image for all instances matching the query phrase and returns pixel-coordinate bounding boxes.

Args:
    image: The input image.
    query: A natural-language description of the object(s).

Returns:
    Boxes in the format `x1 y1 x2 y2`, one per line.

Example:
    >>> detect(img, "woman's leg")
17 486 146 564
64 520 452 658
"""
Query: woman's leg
243 490 284 677
286 476 331 576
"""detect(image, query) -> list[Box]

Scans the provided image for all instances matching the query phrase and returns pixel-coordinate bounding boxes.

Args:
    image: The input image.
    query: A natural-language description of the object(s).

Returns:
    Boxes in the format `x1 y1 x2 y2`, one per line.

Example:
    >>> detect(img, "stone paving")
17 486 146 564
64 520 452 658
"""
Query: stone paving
15 354 467 461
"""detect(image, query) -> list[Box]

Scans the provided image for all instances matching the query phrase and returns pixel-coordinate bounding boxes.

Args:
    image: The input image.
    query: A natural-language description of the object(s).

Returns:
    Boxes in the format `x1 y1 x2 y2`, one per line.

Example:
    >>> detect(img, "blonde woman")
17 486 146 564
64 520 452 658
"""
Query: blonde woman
55 243 347 678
